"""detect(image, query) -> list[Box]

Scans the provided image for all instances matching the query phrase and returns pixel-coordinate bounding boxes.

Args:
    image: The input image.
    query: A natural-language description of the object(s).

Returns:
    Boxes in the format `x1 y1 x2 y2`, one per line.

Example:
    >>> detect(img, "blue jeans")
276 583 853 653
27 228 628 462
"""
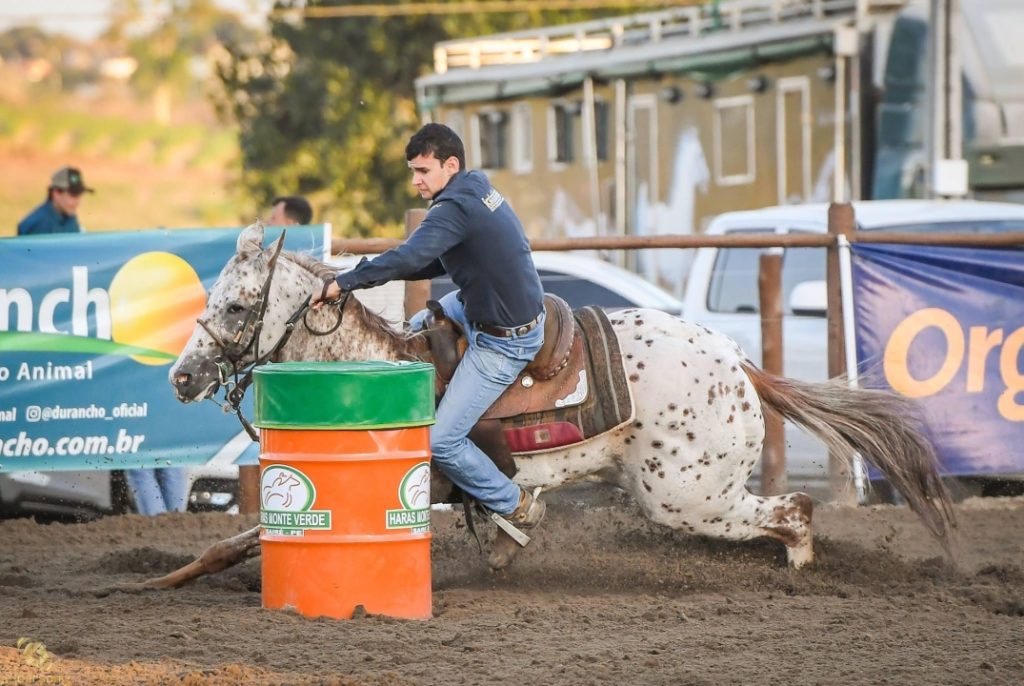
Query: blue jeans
410 291 544 515
125 467 189 515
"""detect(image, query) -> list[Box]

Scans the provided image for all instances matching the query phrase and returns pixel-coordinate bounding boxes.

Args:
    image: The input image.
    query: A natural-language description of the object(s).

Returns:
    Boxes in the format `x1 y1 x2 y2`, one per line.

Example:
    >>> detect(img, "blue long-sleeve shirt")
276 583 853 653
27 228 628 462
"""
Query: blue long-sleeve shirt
335 170 543 328
17 201 82 235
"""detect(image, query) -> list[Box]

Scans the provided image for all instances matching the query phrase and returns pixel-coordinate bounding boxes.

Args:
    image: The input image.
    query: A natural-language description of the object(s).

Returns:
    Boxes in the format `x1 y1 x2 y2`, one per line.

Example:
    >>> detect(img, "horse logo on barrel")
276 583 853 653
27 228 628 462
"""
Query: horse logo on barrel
261 465 314 512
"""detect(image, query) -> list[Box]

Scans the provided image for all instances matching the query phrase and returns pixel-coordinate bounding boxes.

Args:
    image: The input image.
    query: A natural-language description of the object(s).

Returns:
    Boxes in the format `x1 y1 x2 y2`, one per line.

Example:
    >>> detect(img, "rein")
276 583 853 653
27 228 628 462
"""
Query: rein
197 231 349 441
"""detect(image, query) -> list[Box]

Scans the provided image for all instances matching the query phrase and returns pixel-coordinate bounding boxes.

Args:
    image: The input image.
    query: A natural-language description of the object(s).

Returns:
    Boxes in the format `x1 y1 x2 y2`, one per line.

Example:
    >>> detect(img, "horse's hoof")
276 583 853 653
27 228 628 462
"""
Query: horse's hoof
488 529 522 570
786 540 814 569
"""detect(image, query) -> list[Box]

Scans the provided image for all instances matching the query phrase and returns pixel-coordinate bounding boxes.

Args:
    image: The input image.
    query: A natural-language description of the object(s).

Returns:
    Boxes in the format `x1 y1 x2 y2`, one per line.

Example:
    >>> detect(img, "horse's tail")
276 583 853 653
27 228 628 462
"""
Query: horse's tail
741 361 957 557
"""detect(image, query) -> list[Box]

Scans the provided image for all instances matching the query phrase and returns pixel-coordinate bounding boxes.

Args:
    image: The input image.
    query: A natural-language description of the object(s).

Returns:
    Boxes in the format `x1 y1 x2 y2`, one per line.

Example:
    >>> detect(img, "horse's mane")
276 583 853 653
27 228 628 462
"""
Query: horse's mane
283 250 422 358
282 249 337 283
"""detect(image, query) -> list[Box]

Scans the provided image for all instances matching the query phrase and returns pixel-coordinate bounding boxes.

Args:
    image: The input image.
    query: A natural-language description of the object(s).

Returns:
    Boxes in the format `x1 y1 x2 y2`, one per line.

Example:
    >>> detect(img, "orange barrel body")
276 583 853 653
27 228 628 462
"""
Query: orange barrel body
253 361 435 620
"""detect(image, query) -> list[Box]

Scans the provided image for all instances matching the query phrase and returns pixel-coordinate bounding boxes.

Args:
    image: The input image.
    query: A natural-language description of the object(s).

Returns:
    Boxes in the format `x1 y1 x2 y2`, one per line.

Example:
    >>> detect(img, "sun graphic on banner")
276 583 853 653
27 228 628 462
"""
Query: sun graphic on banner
108 252 207 365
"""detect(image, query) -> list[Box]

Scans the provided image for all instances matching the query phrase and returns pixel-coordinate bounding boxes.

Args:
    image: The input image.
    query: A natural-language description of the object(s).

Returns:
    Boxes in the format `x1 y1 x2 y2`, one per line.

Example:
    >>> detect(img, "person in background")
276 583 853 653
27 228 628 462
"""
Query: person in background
17 166 92 235
125 468 189 516
266 195 313 225
15 167 188 515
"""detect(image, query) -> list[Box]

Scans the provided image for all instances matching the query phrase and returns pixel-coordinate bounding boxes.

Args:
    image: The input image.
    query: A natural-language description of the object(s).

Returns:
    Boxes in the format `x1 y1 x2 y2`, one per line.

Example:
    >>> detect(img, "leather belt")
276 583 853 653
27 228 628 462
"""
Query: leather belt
473 313 542 338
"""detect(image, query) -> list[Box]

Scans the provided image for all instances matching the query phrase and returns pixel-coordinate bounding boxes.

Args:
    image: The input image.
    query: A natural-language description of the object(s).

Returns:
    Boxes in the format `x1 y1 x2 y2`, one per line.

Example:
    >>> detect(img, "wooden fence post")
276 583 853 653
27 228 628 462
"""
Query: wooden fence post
237 465 260 514
827 202 856 503
759 250 786 495
404 209 429 319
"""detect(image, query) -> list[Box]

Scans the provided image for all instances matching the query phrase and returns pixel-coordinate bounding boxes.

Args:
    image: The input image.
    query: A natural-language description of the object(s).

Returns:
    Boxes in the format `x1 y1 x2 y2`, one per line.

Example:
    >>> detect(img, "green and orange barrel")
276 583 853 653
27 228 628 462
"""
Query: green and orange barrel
253 360 435 620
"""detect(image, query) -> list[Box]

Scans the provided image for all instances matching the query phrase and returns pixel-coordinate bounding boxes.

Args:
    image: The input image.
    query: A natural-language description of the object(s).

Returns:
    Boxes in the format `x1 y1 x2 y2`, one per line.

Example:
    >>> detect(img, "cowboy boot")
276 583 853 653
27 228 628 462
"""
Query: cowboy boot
488 487 546 571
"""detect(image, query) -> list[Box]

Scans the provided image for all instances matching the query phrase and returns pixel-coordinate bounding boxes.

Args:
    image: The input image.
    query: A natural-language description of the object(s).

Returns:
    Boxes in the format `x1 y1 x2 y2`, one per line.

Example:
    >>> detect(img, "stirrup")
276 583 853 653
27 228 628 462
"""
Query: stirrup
489 487 543 548
489 511 531 547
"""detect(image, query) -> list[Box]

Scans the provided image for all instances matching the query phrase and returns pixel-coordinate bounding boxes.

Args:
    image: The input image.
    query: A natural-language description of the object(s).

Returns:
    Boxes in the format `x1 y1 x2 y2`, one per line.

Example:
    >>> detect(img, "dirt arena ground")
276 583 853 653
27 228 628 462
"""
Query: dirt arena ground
1 490 1022 686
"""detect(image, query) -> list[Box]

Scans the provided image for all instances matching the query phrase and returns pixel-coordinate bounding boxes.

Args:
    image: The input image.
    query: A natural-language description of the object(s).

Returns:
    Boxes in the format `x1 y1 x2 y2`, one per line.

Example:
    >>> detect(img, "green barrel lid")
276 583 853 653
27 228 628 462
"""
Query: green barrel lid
253 361 435 430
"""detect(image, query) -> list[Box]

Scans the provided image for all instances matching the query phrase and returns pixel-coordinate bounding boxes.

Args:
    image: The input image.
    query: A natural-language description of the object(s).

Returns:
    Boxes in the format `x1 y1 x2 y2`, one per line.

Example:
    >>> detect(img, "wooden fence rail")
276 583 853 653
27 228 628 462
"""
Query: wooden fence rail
331 230 1024 255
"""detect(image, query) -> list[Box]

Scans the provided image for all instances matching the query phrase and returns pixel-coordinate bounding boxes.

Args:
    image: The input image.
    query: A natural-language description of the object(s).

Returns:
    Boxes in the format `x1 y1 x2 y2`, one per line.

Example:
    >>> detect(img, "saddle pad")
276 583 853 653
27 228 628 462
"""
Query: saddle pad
501 306 634 454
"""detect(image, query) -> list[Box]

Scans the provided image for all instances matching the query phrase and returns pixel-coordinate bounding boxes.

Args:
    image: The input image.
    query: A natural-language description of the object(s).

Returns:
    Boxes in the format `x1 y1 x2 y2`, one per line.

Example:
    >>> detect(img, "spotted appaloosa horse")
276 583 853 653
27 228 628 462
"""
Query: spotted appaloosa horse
170 223 956 570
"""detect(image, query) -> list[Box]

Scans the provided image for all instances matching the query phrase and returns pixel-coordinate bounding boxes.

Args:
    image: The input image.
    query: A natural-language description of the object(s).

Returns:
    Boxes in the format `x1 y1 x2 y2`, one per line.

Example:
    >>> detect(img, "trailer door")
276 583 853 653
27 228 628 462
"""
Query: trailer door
777 76 811 204
626 94 658 270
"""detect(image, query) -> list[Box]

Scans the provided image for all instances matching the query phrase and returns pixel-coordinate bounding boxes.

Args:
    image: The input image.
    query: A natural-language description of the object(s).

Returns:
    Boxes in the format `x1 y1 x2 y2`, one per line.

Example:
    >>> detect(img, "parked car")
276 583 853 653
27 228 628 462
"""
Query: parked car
185 462 242 513
686 199 1024 499
0 469 119 519
431 251 684 314
0 466 234 519
331 250 685 320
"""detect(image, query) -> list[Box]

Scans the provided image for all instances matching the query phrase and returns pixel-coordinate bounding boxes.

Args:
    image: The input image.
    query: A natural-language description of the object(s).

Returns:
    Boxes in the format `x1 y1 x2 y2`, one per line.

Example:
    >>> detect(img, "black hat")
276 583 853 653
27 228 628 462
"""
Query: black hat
50 166 94 195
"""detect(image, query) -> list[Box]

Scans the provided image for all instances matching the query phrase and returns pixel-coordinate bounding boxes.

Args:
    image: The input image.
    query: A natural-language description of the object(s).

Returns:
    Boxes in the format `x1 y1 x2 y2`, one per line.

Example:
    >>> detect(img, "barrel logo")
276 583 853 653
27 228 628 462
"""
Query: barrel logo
386 462 431 531
259 464 332 535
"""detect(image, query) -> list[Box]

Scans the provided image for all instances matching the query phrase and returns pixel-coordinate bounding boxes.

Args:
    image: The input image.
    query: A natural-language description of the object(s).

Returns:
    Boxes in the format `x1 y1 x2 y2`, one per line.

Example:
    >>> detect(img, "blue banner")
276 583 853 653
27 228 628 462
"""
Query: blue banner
0 226 328 471
852 243 1024 476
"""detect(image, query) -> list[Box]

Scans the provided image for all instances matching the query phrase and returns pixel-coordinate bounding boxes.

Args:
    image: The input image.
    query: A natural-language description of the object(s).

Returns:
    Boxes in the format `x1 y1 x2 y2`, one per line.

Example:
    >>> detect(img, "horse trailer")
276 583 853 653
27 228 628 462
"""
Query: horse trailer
415 0 1024 298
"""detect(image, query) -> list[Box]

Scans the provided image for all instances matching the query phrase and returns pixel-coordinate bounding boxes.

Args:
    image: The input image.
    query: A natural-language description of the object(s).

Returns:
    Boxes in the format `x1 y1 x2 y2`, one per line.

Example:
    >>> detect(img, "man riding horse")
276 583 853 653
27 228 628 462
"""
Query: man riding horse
313 123 547 570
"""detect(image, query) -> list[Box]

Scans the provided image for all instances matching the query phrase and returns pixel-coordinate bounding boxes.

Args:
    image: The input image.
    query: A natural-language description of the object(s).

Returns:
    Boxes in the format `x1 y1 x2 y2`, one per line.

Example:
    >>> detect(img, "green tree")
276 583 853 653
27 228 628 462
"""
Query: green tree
114 0 251 124
0 26 60 60
216 0 657 237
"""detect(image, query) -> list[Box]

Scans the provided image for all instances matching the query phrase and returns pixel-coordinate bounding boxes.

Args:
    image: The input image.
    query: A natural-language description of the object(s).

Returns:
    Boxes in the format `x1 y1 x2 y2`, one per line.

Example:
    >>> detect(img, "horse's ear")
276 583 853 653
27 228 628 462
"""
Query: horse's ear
237 221 265 258
426 300 446 319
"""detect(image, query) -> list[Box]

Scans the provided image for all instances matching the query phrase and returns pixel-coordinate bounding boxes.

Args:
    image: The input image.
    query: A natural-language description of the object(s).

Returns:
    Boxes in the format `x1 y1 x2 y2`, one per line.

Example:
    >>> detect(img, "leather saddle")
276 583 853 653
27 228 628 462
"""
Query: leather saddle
423 293 587 419
417 295 633 510
420 293 588 488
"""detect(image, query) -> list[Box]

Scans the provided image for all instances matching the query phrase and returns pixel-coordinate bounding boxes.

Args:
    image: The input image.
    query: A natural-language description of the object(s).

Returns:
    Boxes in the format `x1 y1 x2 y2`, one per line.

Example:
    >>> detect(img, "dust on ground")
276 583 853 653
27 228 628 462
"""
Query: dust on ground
1 490 1022 685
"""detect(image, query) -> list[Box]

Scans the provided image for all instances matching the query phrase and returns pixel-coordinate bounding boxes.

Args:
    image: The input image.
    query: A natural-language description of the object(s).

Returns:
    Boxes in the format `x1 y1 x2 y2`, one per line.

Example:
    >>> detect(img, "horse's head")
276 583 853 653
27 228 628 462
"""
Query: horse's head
169 222 316 402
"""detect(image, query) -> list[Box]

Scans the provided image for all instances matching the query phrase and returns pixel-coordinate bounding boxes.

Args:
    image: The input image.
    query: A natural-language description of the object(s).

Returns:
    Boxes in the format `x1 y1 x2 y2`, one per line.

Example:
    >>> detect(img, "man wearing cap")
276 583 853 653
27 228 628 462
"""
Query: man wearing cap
17 166 94 236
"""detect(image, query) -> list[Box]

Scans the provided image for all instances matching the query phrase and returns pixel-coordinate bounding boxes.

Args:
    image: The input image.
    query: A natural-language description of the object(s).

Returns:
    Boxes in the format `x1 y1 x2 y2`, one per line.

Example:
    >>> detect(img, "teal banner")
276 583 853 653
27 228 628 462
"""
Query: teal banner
0 226 328 471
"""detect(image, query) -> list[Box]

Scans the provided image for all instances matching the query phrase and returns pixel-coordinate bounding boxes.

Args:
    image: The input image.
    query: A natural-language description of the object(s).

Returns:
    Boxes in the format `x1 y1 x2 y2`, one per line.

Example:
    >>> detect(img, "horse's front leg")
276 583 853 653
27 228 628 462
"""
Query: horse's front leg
96 525 262 594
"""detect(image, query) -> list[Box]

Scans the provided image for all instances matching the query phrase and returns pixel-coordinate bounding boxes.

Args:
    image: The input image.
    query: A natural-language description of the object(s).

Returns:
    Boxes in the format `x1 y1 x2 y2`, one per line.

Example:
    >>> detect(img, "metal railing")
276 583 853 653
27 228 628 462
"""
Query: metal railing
432 0 859 73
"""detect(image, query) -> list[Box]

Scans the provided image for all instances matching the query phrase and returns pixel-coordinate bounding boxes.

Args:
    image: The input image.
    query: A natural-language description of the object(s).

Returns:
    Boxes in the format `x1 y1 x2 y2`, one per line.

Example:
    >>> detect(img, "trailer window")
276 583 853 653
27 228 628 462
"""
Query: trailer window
713 95 756 185
595 100 610 162
445 110 466 142
511 103 533 174
549 102 577 165
477 109 508 170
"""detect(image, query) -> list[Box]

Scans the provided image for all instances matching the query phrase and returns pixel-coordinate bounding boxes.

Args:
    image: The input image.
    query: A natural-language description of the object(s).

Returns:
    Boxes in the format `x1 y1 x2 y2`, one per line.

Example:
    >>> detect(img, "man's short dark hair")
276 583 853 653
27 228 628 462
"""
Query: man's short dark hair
272 195 313 225
405 123 466 171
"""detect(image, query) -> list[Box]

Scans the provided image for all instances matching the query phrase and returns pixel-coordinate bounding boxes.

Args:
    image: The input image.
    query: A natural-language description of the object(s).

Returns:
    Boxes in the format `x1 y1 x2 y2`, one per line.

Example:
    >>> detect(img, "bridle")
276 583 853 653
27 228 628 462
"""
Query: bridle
196 231 349 440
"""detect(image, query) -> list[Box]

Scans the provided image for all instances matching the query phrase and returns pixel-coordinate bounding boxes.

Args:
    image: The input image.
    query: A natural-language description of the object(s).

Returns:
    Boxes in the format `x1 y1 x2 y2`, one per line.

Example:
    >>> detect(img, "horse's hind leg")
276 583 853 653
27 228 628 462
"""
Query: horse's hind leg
710 491 814 568
641 489 815 568
723 491 814 568
610 309 815 567
755 492 814 568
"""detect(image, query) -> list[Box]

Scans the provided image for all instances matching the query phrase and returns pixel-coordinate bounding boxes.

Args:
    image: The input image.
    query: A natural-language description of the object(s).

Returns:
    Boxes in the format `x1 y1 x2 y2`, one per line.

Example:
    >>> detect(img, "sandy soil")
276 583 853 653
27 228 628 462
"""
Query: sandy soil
1 490 1022 686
